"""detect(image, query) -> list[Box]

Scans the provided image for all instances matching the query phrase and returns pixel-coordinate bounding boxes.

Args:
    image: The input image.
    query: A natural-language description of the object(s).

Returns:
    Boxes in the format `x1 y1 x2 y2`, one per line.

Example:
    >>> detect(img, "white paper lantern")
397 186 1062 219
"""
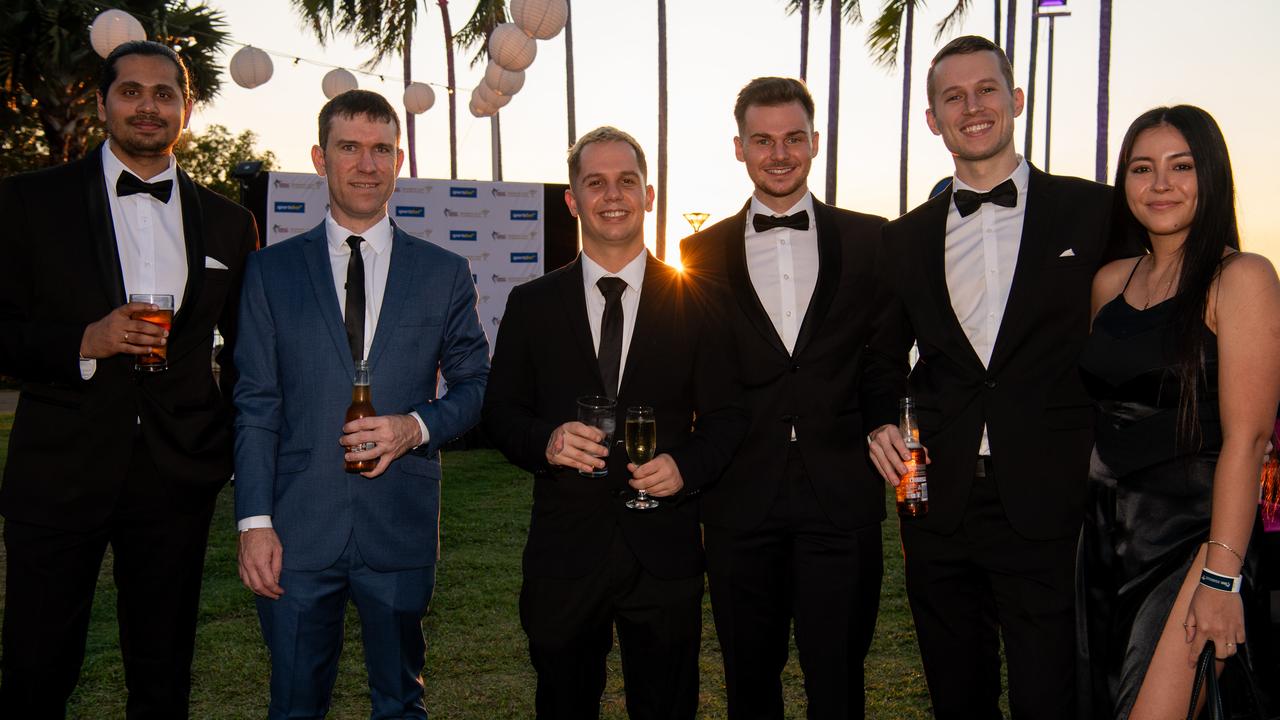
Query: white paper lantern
321 68 359 99
229 46 273 89
403 82 436 114
476 82 511 110
89 9 147 59
488 23 537 72
511 0 569 40
483 62 525 97
469 90 497 118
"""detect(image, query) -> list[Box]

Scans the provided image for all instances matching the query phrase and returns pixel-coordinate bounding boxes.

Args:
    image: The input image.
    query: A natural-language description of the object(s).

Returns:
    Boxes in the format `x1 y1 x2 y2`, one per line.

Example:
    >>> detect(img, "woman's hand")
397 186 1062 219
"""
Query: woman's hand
1184 583 1245 666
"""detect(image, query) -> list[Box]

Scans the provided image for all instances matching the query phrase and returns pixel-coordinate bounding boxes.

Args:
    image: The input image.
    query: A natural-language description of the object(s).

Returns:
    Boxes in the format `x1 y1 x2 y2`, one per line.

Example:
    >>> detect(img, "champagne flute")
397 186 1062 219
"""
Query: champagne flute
625 406 659 510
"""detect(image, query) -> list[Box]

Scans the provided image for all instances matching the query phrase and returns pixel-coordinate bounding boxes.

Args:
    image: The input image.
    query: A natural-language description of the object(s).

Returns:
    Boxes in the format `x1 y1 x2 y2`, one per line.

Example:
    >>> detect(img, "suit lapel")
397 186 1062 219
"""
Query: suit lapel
301 223 356 376
171 167 204 332
85 145 127 309
618 254 665 397
723 202 788 357
365 226 417 371
920 191 986 371
556 257 604 392
989 167 1051 371
792 199 842 357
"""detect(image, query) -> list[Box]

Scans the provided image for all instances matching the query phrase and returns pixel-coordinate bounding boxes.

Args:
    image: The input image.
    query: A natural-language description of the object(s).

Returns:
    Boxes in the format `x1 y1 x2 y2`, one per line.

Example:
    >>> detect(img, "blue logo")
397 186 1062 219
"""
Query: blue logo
274 201 305 213
450 187 478 198
510 252 538 263
395 206 425 218
450 230 478 242
510 209 538 221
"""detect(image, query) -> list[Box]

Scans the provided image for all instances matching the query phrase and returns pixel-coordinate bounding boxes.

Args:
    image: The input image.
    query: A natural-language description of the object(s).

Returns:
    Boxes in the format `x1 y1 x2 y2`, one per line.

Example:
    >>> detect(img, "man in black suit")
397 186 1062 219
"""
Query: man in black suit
864 36 1119 719
678 77 888 718
0 41 257 717
483 126 745 718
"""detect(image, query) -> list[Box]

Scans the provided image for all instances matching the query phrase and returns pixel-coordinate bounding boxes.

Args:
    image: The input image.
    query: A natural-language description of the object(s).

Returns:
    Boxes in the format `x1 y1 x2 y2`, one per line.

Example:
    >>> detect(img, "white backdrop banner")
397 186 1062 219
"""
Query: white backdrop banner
265 172 546 351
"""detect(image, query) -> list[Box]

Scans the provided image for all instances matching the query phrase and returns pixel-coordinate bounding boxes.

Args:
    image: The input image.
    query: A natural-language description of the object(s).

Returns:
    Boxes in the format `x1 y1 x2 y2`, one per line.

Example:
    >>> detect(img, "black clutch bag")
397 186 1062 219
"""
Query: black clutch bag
1186 641 1274 720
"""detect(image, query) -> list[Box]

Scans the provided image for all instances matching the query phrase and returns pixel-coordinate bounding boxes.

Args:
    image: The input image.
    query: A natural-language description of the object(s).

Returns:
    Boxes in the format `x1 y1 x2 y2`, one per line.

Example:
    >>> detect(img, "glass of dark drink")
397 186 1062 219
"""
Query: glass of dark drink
129 293 173 372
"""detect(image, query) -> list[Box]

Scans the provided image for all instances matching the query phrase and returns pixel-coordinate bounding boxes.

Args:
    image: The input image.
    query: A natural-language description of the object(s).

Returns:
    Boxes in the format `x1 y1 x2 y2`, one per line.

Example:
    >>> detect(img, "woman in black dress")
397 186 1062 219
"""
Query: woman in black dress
1077 105 1280 719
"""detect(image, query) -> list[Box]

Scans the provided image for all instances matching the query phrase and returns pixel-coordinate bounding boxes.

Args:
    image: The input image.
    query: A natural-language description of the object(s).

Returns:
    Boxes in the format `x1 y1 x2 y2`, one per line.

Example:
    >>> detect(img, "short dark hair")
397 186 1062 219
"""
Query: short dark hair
926 35 1015 106
100 40 192 102
733 77 815 135
317 90 401 149
567 126 648 185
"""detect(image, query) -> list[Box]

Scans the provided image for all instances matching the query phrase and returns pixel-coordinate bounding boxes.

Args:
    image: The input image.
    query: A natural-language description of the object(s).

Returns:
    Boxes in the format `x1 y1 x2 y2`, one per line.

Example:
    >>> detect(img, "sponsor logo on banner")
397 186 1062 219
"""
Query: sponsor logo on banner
510 252 538 263
450 187 478 198
444 208 491 219
510 210 539 221
492 230 539 241
395 206 425 217
396 185 433 195
273 178 324 190
491 188 538 198
462 252 491 263
478 295 491 304
274 201 306 213
450 230 478 241
404 228 434 239
492 273 537 284
272 224 310 235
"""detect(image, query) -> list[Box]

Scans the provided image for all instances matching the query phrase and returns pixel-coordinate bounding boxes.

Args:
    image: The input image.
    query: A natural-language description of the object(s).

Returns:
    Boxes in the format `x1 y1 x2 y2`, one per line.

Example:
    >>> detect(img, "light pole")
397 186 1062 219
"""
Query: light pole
1024 0 1070 172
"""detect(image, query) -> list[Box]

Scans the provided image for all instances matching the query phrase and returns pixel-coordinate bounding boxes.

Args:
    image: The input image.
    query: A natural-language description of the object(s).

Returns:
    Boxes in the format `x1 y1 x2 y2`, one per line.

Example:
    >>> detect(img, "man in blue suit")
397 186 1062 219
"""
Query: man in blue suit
233 90 489 719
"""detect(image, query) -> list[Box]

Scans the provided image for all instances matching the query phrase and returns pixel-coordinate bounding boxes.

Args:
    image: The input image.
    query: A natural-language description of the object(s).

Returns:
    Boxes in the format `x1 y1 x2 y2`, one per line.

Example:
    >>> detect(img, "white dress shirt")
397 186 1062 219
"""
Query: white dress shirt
944 157 1030 455
744 193 819 355
81 140 187 380
581 249 647 396
238 213 427 532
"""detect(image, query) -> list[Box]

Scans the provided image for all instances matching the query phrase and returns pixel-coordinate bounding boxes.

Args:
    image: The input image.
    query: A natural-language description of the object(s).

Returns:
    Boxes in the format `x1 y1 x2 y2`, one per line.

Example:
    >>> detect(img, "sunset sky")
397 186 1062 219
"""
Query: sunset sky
190 0 1280 267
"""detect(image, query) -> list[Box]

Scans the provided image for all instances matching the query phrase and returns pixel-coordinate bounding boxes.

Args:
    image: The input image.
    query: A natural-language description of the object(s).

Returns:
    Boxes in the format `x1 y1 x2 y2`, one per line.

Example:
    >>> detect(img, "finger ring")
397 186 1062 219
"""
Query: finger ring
124 331 129 341
1227 642 1235 647
866 433 874 446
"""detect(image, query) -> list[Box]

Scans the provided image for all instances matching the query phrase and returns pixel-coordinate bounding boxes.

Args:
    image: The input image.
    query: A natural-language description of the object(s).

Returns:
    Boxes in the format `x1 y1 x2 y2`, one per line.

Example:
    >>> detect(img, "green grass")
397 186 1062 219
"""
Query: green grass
0 411 940 718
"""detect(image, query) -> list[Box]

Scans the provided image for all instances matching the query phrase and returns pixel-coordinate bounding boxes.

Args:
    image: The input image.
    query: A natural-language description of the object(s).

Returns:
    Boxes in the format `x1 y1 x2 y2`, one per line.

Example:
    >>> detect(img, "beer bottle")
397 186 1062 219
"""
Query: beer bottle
344 360 377 473
897 397 929 517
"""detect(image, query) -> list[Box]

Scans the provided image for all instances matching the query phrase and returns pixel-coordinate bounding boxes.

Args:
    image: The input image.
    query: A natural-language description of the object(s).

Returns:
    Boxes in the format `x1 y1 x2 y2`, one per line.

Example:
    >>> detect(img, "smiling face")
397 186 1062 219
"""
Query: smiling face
925 49 1024 177
734 101 819 213
565 140 654 258
96 53 192 167
1124 124 1198 245
311 112 404 232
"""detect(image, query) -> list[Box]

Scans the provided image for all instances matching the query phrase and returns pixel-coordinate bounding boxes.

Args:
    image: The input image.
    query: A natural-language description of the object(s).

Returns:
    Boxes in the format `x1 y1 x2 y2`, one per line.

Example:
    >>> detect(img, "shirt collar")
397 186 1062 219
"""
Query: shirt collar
102 139 178 197
325 213 394 256
581 248 648 296
952 155 1030 196
748 191 814 224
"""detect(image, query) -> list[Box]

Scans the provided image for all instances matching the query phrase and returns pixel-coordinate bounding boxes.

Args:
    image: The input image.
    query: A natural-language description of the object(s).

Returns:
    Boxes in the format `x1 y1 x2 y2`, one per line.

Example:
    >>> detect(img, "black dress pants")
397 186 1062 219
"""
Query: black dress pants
901 457 1078 720
0 437 218 719
705 444 884 719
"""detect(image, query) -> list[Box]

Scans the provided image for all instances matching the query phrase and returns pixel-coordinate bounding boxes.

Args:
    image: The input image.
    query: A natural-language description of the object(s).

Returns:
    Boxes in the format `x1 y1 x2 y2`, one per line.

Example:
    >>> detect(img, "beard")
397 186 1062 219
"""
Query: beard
110 114 180 157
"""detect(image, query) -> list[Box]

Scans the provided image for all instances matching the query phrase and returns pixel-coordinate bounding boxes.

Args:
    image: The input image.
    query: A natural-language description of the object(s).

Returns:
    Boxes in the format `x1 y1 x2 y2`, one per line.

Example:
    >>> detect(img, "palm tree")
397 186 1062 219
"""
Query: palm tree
993 0 1002 46
565 0 577 146
1004 0 1017 63
1095 0 1112 182
438 0 459 179
657 0 668 259
821 0 865 206
454 0 508 180
783 0 813 81
291 0 426 176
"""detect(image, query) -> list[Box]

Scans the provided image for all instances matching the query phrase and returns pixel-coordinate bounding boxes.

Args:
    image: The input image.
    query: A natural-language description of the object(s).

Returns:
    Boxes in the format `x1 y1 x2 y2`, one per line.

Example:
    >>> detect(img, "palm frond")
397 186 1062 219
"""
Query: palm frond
866 0 906 68
452 0 508 68
934 0 971 41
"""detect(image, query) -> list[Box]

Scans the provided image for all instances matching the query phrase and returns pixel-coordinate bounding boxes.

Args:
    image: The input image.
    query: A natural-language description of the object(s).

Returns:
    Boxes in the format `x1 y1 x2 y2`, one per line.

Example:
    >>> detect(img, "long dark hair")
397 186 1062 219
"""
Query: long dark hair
1111 105 1240 447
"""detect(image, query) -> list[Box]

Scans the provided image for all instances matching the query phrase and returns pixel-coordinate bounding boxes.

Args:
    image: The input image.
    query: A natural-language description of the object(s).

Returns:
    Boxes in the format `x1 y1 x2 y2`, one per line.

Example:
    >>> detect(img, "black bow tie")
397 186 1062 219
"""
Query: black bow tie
952 179 1018 218
116 172 173 203
752 210 810 233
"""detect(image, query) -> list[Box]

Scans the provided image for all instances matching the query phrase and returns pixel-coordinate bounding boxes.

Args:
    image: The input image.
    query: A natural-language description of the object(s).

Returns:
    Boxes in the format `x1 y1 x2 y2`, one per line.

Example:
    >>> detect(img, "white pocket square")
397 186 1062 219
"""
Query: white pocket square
1058 248 1076 258
204 256 229 270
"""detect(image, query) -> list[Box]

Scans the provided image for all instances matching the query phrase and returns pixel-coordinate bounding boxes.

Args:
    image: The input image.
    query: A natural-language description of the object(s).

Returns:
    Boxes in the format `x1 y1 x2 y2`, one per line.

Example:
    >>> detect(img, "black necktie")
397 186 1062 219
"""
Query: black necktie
345 236 366 364
752 210 810 233
596 277 627 400
116 171 173 203
952 178 1018 218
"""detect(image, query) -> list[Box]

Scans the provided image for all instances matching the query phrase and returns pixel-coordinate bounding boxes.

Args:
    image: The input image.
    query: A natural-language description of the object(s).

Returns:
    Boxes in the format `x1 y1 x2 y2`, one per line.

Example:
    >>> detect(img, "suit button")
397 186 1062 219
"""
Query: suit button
790 363 800 372
984 379 997 389
781 414 794 423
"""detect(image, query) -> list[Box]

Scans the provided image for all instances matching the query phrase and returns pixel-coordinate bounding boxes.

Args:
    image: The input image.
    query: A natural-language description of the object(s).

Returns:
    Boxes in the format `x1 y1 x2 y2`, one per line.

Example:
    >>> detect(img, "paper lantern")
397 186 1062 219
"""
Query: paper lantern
469 90 497 118
476 83 511 110
511 0 569 40
403 82 436 114
229 46 273 89
89 9 147 59
483 62 525 97
488 23 536 72
322 68 358 99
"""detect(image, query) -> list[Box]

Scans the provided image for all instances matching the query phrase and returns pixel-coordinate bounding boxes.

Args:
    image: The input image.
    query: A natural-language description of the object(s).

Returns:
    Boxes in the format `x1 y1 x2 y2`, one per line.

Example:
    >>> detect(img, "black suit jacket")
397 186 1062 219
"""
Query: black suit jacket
679 198 889 531
864 167 1116 540
483 254 746 580
0 144 259 529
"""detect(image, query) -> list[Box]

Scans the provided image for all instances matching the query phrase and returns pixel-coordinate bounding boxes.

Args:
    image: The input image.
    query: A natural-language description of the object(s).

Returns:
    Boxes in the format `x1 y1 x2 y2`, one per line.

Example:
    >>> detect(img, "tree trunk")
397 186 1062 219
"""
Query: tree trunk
994 0 1001 47
1024 1 1039 164
403 27 417 178
898 2 913 216
1004 0 1016 64
656 0 668 260
1096 0 1112 182
825 1 841 205
491 113 502 181
438 0 459 180
799 0 810 81
565 0 577 147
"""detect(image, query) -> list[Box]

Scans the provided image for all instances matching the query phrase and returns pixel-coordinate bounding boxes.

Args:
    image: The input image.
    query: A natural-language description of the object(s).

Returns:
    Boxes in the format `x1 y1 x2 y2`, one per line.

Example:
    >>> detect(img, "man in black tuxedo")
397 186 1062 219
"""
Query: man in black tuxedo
864 36 1121 719
678 77 888 718
0 41 257 717
483 126 745 718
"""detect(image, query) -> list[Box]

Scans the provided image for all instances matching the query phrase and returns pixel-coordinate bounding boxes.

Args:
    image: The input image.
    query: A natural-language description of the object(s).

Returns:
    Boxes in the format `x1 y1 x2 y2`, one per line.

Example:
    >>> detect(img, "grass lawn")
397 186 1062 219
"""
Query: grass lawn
0 412 942 718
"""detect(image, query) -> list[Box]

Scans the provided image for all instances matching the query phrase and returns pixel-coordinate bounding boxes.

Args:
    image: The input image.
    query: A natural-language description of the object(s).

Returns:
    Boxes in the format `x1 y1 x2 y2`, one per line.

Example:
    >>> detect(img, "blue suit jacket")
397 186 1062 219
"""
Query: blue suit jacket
233 222 489 572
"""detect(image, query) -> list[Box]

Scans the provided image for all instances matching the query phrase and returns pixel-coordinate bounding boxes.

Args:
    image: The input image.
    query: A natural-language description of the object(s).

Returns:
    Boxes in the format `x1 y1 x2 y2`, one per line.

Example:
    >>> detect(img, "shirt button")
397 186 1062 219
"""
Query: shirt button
785 311 792 317
783 274 791 280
